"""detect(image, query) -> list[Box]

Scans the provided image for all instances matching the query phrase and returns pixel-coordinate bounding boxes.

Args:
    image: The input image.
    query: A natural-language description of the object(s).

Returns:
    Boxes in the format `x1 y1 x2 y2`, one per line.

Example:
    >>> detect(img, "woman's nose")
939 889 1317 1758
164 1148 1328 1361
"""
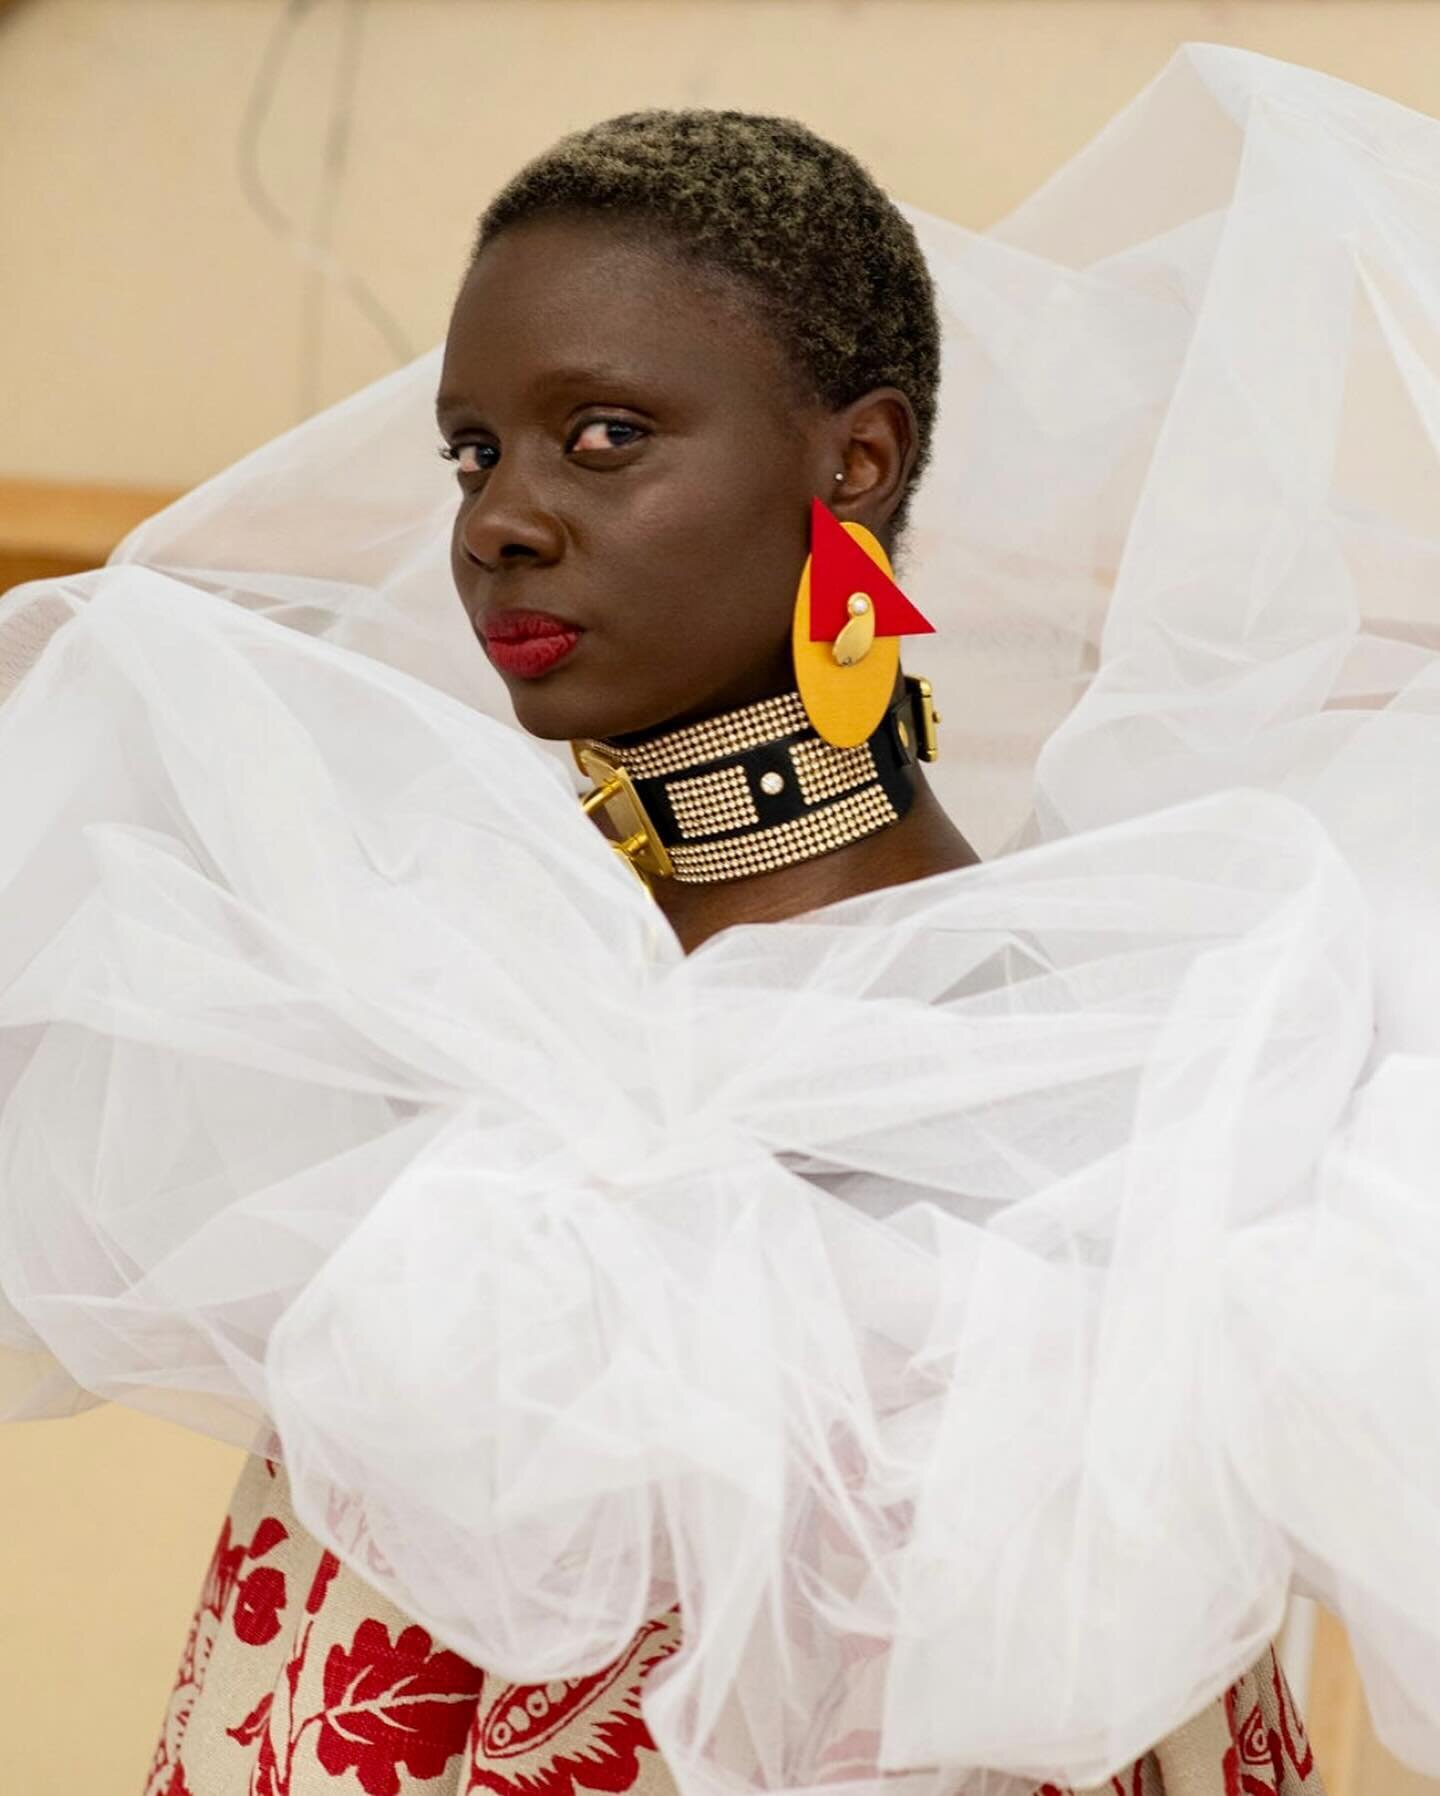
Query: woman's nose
458 458 564 571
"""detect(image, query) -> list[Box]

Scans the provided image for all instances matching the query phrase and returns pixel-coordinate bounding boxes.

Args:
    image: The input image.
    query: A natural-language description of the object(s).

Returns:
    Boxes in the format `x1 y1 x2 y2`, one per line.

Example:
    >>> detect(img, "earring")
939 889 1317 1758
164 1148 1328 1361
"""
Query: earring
791 497 935 747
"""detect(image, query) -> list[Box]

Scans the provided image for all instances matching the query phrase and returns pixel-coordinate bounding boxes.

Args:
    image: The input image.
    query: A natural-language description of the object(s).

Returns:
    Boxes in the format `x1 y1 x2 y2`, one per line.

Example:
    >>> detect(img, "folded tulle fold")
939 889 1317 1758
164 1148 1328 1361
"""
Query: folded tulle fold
0 575 1427 1793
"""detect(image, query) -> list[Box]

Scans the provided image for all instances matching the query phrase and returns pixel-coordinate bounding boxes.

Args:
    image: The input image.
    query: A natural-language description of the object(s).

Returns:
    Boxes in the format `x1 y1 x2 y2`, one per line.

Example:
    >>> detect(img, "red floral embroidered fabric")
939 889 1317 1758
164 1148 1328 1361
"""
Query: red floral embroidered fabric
146 1456 1324 1795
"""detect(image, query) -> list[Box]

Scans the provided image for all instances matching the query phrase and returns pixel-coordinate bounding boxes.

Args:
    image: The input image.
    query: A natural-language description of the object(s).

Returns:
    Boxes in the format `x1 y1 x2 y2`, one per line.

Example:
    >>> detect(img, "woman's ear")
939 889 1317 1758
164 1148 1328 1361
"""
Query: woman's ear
827 388 918 538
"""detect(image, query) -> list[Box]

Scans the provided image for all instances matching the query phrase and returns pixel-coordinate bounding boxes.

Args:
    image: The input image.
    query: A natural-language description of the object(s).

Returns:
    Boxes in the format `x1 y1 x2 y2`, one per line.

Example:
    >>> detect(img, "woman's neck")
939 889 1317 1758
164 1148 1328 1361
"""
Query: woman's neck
576 674 980 953
650 772 977 953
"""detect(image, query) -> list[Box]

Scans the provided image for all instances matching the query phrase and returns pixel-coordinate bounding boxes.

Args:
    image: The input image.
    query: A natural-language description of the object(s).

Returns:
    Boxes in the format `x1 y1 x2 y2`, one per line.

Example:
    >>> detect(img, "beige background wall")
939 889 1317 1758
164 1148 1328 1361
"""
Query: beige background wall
9 0 1440 493
4 2 1440 1790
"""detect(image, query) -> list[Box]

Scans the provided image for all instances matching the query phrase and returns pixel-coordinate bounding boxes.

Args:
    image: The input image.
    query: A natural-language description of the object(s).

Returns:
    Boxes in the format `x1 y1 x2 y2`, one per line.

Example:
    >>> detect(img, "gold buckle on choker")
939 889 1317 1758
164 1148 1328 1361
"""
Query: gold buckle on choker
571 741 673 890
911 675 940 763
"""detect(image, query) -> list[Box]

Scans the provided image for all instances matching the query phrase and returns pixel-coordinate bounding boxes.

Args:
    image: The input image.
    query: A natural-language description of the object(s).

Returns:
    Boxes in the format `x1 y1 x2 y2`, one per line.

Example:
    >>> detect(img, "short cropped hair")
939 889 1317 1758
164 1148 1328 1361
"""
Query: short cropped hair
474 110 940 542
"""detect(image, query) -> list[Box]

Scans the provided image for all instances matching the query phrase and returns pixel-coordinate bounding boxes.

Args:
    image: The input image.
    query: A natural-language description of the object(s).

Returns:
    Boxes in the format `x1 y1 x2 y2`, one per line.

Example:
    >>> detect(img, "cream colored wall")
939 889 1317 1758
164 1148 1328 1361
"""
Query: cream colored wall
8 0 1440 491
4 2 1440 1790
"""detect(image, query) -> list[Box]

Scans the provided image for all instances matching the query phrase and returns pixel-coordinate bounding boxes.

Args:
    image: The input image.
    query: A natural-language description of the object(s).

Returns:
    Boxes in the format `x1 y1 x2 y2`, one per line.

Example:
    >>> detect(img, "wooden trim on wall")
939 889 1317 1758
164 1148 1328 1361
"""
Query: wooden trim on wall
0 477 183 593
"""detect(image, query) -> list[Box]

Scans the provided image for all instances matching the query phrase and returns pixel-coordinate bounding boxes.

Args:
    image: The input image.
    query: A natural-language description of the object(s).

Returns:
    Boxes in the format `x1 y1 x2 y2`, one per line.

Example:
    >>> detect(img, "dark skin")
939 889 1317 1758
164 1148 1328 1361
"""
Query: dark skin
438 214 977 952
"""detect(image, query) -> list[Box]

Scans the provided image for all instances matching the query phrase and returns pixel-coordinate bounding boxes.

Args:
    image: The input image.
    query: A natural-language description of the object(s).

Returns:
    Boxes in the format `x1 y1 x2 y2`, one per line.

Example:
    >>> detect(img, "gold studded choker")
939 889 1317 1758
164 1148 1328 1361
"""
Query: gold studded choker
570 677 938 888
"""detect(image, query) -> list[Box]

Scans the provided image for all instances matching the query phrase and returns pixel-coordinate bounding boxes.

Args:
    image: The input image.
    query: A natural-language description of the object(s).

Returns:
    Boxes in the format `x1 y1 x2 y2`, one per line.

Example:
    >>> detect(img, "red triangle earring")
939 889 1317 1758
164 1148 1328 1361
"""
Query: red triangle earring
791 497 935 747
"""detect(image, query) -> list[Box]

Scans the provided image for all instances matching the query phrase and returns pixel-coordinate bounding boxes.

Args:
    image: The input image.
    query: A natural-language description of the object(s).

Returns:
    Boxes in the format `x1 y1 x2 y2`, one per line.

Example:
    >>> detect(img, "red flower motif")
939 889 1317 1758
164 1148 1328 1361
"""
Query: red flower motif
306 1548 342 1617
234 1565 289 1647
1223 1682 1279 1796
1235 1696 1285 1788
146 1504 293 1795
226 1690 275 1749
317 1617 485 1796
254 1726 287 1796
249 1516 289 1560
1270 1649 1315 1782
467 1610 681 1796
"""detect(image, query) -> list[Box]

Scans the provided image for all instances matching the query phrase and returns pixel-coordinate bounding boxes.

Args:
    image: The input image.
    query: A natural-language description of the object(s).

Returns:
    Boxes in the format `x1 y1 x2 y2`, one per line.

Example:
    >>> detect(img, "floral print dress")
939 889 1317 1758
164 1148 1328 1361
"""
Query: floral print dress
148 1454 1325 1796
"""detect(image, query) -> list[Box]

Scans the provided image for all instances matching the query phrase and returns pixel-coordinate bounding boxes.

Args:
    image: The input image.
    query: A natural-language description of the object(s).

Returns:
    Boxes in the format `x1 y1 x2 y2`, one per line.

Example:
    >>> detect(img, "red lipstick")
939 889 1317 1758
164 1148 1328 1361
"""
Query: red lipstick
482 610 584 679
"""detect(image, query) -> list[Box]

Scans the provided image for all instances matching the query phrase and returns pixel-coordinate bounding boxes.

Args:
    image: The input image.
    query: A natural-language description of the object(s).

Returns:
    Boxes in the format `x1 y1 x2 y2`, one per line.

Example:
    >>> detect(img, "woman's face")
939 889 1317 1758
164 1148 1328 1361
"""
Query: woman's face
437 214 838 742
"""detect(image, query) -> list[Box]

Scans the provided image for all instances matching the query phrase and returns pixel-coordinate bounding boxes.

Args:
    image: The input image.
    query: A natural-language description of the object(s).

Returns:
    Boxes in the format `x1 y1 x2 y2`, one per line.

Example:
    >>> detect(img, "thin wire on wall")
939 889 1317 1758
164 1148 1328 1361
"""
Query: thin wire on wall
236 0 415 422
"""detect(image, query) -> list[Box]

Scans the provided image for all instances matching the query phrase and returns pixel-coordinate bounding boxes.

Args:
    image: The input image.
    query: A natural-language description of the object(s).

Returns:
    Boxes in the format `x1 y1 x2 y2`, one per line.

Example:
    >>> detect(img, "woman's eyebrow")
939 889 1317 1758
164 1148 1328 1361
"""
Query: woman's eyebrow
435 364 661 428
434 391 476 428
530 362 656 402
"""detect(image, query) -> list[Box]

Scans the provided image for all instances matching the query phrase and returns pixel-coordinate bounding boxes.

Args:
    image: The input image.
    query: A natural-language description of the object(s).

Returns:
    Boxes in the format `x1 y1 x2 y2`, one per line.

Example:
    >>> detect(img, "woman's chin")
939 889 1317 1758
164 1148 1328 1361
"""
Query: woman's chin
504 677 655 745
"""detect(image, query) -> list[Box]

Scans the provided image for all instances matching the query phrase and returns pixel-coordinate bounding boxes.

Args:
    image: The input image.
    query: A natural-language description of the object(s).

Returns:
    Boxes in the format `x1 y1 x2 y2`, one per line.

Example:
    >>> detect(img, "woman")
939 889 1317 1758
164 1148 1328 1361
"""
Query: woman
4 46 1440 1796
125 109 1317 1796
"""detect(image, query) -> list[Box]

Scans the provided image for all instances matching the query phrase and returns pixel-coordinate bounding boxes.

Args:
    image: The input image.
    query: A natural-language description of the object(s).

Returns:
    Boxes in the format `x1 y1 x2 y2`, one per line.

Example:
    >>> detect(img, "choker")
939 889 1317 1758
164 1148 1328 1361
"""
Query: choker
571 676 938 888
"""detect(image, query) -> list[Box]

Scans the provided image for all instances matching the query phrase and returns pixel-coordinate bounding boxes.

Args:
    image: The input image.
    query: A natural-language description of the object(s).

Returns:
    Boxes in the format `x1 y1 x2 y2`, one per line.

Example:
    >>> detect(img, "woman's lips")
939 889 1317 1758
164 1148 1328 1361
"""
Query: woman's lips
482 610 584 679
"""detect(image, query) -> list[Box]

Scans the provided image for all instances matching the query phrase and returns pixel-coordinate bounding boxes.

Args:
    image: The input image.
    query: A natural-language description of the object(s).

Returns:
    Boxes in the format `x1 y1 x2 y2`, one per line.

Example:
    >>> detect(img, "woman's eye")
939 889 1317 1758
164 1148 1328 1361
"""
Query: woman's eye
439 442 496 475
570 419 645 454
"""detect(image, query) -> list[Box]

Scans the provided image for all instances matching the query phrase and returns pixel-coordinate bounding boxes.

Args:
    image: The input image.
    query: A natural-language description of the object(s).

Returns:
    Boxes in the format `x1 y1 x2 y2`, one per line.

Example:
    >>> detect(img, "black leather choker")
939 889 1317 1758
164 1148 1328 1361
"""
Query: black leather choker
571 676 938 887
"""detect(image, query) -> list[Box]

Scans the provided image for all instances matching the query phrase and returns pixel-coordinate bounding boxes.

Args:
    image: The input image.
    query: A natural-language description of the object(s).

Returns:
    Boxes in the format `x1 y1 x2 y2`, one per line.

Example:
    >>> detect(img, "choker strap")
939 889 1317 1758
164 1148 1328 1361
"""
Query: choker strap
572 676 938 887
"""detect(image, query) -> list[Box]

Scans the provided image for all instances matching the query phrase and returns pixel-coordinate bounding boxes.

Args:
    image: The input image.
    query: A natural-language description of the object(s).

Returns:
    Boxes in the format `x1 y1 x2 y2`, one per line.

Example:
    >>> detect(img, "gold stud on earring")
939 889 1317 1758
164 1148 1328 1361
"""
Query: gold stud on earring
831 592 875 666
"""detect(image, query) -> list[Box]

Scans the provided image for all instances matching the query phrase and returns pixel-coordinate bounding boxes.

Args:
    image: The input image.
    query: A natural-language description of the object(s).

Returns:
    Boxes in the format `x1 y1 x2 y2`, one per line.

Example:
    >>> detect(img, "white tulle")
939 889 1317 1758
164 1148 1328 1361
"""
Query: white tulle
4 40 1440 1796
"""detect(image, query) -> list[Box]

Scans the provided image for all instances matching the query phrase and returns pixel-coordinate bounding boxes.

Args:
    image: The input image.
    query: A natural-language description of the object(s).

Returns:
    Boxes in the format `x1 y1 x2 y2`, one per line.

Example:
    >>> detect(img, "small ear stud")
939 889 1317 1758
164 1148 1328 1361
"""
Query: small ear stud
834 472 844 483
